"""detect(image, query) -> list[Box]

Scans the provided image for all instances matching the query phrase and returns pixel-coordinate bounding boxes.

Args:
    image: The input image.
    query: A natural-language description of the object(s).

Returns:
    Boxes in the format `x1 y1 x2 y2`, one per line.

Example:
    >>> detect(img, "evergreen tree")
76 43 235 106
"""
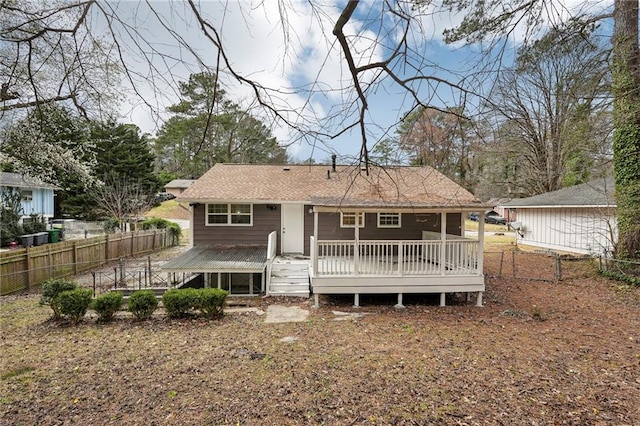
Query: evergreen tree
153 72 287 178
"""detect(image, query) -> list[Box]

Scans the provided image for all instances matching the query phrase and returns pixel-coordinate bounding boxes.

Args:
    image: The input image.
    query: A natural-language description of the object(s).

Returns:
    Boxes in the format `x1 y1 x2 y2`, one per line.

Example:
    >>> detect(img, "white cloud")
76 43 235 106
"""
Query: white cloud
110 0 612 161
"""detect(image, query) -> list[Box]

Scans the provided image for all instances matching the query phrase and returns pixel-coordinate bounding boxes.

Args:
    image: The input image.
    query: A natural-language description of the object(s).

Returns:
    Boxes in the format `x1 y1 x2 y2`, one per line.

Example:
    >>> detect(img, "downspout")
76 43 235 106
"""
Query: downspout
189 203 195 249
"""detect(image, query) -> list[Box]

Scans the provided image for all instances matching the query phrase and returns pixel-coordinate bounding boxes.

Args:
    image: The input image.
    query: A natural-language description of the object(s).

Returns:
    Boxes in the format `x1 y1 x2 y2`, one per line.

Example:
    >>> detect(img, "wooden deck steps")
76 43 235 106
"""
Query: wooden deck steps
268 259 310 297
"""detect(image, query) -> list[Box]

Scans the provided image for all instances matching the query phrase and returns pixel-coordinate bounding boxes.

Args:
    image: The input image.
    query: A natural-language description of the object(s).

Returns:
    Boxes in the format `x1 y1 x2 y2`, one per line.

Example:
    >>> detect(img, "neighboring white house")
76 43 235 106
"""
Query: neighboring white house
502 178 616 256
0 172 58 223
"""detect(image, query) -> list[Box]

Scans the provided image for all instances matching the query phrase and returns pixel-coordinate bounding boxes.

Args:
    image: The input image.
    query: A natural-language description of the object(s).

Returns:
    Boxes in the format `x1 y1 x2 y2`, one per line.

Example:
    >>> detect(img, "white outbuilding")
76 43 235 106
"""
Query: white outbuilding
502 178 616 256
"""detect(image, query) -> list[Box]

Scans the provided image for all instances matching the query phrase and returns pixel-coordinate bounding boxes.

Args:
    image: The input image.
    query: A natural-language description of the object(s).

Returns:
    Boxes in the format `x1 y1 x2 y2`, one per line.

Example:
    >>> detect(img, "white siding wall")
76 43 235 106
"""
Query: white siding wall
20 188 55 219
516 207 616 255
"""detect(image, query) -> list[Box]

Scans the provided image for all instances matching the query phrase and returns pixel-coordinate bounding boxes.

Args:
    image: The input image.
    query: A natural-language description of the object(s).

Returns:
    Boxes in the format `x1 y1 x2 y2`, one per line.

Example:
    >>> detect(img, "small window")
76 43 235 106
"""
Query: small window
21 190 33 201
378 212 401 228
206 203 252 226
340 212 365 228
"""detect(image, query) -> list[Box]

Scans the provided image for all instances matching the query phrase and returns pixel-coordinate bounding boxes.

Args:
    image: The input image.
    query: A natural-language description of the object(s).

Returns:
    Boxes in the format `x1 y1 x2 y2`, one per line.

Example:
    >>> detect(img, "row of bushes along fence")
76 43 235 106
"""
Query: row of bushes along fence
0 229 173 295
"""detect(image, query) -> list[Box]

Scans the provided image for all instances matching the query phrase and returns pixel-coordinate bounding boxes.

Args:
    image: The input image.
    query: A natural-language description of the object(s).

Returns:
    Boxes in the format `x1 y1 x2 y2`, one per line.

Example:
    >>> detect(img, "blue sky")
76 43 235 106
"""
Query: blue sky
104 0 611 163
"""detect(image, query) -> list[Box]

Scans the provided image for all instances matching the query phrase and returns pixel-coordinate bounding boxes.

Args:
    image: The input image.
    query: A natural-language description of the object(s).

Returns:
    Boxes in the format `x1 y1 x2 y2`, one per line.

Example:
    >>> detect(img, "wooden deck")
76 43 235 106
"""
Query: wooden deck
309 237 484 307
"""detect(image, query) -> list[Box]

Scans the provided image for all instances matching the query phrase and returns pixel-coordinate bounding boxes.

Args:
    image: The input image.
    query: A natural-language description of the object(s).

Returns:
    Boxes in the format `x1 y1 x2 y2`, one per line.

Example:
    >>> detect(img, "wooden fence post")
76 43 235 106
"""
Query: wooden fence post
26 247 33 291
48 245 53 280
105 234 110 263
73 240 78 274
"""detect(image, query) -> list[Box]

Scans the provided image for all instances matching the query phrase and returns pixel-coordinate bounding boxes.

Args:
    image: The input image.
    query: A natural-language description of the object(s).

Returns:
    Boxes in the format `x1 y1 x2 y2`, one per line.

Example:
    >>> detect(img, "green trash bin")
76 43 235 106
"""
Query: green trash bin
48 229 60 243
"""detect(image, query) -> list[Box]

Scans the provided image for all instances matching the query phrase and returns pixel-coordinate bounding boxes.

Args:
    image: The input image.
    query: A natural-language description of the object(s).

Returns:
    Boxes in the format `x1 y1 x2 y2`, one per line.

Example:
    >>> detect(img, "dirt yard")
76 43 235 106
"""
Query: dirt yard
1 248 639 425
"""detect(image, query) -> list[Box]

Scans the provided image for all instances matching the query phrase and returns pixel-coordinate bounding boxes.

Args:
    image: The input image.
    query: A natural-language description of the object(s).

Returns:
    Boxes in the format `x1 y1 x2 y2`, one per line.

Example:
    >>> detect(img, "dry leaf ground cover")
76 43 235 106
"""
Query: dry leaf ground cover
1 248 639 425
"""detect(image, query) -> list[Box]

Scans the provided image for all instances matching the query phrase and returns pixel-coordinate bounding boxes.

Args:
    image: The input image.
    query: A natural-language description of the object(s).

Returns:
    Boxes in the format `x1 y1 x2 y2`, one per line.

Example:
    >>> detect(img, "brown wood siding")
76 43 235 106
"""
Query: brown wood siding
312 212 462 242
193 203 281 251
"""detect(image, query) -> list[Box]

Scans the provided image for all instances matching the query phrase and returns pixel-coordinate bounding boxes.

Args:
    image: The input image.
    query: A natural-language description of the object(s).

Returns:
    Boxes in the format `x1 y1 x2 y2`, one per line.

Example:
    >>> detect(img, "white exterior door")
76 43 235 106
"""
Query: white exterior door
281 204 304 254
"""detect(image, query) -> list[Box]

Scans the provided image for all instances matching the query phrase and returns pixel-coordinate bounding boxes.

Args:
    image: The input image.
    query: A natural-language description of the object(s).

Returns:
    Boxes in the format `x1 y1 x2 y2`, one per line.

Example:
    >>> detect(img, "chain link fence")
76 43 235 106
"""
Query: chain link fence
484 250 596 282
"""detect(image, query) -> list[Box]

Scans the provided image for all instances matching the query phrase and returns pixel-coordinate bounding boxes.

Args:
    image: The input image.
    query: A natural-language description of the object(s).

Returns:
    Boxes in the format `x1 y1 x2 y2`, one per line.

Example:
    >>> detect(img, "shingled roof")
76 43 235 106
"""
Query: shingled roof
0 172 59 189
502 178 616 208
178 164 483 209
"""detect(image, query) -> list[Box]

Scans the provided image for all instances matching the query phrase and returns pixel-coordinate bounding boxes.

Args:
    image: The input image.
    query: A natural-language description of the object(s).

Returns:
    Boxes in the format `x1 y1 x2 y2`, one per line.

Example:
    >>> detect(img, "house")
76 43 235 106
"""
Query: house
502 178 616 256
164 179 196 197
0 172 58 223
163 163 489 307
486 198 517 223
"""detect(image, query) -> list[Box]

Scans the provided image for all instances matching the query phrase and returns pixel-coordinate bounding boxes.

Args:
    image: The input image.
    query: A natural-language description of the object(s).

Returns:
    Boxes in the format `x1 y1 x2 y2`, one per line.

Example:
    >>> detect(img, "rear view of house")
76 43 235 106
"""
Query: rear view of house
163 163 489 306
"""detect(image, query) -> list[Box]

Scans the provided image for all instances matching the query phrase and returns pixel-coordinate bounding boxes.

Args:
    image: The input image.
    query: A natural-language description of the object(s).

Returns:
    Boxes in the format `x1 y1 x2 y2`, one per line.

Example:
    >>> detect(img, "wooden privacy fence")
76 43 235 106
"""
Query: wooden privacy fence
0 229 172 295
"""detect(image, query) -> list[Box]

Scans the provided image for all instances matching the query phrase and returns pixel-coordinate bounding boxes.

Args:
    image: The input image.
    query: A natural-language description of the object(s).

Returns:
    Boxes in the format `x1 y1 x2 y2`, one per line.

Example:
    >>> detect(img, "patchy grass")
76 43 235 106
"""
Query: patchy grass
1 254 640 425
145 200 189 220
464 219 510 233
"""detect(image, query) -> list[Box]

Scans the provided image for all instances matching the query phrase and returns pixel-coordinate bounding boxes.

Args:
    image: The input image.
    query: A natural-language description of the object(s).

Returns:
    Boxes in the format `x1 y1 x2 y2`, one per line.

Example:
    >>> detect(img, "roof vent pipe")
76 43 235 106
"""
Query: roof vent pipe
327 170 331 179
331 154 337 172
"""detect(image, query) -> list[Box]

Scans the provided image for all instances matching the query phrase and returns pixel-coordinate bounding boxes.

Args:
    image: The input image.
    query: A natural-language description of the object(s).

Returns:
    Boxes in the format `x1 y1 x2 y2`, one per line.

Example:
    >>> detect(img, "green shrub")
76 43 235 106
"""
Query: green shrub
40 279 78 319
22 214 47 234
197 288 228 318
600 269 640 286
141 217 182 245
162 288 199 318
103 217 121 233
0 188 23 246
93 291 124 321
127 290 158 320
58 288 93 324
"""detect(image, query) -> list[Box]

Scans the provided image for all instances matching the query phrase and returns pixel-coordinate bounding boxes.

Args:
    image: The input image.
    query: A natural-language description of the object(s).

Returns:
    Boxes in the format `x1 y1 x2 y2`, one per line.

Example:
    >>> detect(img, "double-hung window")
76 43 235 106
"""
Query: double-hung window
340 212 365 228
377 212 401 228
206 203 252 225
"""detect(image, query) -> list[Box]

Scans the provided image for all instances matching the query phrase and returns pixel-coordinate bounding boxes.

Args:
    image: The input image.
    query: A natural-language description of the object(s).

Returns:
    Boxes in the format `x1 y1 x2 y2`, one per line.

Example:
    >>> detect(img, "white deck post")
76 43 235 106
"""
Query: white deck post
440 292 446 307
440 212 447 276
478 212 485 275
313 211 319 274
476 292 483 307
354 293 360 308
395 293 405 309
313 293 319 308
354 212 360 275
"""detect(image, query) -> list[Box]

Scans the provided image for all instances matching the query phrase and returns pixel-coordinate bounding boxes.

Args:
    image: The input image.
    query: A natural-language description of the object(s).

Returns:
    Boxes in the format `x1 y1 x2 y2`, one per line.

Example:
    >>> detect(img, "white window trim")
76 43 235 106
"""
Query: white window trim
340 212 365 228
205 203 253 226
377 212 401 228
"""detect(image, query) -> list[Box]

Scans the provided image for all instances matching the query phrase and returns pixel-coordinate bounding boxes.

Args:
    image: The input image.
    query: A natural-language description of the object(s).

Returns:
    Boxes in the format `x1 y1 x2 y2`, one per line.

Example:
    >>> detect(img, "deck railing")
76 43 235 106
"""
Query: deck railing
315 239 479 276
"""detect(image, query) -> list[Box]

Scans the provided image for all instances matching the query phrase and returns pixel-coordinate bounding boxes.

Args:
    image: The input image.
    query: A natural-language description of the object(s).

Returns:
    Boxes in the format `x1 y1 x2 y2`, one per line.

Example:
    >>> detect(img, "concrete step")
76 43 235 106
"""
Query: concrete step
268 290 310 297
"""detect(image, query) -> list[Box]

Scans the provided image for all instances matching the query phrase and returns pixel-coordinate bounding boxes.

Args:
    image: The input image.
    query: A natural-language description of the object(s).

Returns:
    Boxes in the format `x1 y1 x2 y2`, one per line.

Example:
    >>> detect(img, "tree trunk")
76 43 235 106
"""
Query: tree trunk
612 0 640 259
